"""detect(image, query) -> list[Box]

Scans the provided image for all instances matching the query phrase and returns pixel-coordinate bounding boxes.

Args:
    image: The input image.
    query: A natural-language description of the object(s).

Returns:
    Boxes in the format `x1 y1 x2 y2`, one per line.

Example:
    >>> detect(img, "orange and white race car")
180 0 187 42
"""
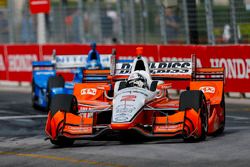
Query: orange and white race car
45 48 225 146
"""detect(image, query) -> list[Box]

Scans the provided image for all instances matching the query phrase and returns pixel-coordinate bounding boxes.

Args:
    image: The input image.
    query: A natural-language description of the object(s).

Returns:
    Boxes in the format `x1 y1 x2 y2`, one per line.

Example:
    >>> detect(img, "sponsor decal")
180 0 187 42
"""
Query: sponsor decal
79 106 90 111
162 57 202 68
55 54 111 68
113 106 136 122
0 55 5 71
154 125 180 131
65 126 92 134
121 95 136 101
8 54 38 72
149 62 191 74
210 58 250 79
113 114 129 122
116 107 134 114
35 71 55 75
119 63 131 74
56 55 86 64
199 86 215 94
117 61 192 75
80 88 97 95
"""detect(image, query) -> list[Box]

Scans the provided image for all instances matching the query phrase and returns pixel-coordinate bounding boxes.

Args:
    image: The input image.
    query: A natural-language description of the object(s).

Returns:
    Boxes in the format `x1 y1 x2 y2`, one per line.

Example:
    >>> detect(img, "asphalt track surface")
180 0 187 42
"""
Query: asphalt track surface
0 87 250 167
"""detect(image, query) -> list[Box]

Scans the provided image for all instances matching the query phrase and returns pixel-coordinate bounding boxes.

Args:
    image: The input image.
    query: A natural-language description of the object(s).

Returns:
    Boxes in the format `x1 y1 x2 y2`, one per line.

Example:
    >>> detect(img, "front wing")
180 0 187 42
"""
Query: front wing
45 107 203 140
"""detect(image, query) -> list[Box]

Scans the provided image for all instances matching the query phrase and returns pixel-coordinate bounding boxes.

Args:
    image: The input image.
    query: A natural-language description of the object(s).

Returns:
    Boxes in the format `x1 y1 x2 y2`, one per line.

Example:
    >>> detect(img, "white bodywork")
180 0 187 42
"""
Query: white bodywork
112 87 156 123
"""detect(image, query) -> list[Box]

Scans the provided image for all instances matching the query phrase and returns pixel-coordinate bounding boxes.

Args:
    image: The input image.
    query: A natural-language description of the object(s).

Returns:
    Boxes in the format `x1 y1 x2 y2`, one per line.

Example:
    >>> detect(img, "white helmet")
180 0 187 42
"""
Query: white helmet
127 72 148 89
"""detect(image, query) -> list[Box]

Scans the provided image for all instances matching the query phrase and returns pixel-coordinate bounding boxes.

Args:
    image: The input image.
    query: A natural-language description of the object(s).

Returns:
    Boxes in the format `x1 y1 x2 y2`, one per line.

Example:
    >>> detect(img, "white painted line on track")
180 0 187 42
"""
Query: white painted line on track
226 126 250 130
226 115 250 120
0 115 47 120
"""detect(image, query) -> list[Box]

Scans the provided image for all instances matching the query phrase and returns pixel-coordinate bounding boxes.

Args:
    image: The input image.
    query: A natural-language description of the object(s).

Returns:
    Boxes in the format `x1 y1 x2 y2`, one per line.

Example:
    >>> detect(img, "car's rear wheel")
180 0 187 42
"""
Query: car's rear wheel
31 80 39 109
180 90 208 142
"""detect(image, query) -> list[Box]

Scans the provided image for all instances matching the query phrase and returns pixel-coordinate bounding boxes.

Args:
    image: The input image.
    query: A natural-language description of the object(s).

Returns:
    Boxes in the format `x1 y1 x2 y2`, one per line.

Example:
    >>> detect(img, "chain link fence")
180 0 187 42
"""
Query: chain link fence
0 0 250 44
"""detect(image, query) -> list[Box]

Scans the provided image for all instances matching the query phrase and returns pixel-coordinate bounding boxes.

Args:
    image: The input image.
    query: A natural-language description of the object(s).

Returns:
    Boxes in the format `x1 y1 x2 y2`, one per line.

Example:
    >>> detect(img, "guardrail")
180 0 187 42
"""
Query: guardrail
0 44 249 98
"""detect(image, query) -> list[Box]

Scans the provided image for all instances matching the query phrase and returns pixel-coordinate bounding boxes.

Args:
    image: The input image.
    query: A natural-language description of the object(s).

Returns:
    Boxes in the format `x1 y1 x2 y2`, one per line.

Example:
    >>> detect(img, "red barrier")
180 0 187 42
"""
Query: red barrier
0 44 249 93
0 45 7 80
6 45 40 82
206 45 250 93
159 45 250 92
41 44 88 60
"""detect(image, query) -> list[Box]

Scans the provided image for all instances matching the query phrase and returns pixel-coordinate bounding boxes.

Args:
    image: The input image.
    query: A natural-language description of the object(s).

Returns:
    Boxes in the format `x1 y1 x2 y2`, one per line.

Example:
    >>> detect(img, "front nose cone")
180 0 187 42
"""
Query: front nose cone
111 122 133 130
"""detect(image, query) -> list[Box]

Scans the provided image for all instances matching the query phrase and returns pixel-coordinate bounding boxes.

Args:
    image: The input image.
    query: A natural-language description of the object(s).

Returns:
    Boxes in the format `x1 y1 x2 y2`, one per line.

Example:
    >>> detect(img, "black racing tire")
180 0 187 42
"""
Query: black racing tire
180 90 208 142
50 137 74 147
50 94 78 117
47 75 65 90
31 80 39 109
46 76 65 111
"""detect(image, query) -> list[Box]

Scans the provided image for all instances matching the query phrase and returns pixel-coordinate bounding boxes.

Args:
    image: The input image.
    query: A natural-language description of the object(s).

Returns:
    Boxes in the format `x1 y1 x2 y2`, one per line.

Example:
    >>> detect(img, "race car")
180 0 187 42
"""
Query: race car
45 48 225 146
32 45 109 110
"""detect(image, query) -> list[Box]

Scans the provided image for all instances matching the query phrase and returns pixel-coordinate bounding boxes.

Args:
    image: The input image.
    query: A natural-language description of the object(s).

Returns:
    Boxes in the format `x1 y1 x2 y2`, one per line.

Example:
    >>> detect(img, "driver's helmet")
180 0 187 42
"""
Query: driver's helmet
88 60 99 69
127 72 148 89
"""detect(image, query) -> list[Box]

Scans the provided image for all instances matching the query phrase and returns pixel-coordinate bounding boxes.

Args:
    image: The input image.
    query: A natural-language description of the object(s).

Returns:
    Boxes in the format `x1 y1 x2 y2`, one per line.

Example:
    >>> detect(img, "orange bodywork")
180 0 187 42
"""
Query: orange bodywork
190 80 225 134
45 65 225 141
45 111 94 140
190 81 223 105
153 112 185 134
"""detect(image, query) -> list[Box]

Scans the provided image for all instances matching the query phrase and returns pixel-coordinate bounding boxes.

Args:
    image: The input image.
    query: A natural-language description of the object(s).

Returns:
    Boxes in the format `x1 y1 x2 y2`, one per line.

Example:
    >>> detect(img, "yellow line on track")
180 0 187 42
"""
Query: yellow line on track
0 151 130 167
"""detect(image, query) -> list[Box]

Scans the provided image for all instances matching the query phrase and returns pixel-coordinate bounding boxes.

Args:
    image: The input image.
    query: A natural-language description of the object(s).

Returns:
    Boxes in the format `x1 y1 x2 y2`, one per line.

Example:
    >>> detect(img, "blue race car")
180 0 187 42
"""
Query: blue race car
32 60 86 110
32 47 130 111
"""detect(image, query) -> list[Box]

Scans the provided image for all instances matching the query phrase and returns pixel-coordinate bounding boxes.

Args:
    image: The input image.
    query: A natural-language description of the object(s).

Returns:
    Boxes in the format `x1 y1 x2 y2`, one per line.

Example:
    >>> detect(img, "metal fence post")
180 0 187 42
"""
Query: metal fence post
187 0 199 44
7 0 15 43
143 0 149 43
182 0 190 44
78 0 85 43
116 0 124 43
156 0 167 44
229 0 238 44
129 0 136 43
139 0 145 43
95 0 102 43
37 13 47 44
59 1 66 42
204 0 215 45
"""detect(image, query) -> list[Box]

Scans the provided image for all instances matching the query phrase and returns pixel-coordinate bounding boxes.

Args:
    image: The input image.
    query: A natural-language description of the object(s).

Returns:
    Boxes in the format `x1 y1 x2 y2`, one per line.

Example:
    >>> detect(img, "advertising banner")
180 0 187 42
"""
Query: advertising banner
206 45 250 92
6 45 39 82
0 44 249 93
0 45 7 80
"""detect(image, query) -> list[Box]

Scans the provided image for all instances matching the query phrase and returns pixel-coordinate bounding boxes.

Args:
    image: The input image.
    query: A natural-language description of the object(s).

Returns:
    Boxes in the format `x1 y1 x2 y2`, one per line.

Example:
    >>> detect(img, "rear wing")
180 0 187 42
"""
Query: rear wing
32 61 55 68
32 50 111 69
82 69 111 82
111 54 224 82
194 67 225 81
111 54 195 80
